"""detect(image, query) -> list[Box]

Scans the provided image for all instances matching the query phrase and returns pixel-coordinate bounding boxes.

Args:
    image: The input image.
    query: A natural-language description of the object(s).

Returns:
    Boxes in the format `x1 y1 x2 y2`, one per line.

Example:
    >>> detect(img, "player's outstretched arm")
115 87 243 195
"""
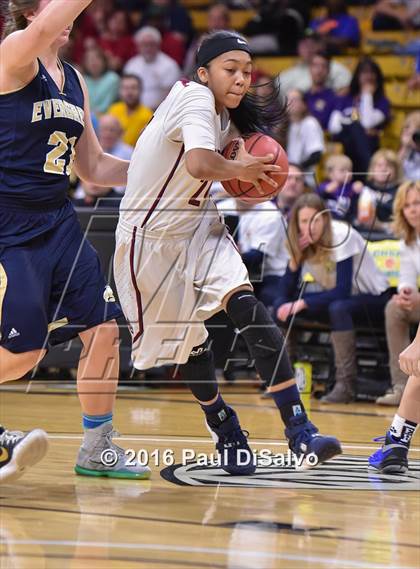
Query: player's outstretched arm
185 140 281 190
1 0 93 73
73 72 129 187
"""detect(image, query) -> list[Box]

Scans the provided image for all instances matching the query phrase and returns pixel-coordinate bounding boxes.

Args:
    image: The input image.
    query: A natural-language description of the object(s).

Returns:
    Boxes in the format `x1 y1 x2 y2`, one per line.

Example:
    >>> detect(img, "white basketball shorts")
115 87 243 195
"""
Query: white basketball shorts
114 215 251 370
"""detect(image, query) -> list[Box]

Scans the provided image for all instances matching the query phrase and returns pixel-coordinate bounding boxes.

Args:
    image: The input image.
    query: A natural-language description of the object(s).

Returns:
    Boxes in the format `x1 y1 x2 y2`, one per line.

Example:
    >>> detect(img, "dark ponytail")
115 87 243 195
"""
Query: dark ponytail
192 30 288 143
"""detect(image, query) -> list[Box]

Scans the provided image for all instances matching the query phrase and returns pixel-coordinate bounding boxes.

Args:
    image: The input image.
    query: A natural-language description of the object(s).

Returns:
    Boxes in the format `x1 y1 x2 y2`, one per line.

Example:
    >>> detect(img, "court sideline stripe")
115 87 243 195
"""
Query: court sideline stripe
3 504 419 551
0 552 226 569
0 388 402 419
0 539 414 569
42 434 420 452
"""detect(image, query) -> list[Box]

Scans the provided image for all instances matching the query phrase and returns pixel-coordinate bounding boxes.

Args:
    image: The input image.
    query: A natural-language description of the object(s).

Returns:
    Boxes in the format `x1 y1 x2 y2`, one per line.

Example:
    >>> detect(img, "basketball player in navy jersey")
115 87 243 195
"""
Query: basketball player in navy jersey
0 0 149 482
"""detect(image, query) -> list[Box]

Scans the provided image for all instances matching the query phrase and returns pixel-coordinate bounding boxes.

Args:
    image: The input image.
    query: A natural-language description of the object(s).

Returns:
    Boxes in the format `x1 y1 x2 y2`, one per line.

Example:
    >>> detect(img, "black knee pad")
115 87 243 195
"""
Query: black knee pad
226 292 294 386
181 341 218 402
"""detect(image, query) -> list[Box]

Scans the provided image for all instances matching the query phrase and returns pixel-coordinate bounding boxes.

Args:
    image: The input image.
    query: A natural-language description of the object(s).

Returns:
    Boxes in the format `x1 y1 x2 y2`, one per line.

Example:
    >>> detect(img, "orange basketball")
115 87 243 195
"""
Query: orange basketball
221 133 289 202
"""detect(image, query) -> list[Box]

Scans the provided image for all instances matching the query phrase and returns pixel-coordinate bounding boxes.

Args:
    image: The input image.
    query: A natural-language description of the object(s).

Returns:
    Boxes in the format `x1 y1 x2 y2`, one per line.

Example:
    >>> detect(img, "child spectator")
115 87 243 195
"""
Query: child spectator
287 89 325 187
274 193 391 403
317 155 363 221
82 47 120 115
356 149 403 232
377 181 420 405
329 57 391 173
108 75 153 147
398 111 420 181
305 51 338 130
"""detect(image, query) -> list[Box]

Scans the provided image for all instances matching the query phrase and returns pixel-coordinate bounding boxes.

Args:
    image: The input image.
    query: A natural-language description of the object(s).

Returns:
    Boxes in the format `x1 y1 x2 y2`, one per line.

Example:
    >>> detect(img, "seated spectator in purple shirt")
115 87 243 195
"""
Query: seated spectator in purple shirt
310 0 360 53
317 155 363 221
328 57 391 173
304 51 338 130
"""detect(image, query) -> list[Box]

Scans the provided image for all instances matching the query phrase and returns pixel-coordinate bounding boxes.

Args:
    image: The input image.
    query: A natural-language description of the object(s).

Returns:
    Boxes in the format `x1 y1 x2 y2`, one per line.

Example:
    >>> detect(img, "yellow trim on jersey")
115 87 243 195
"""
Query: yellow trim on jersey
0 264 8 333
48 317 69 333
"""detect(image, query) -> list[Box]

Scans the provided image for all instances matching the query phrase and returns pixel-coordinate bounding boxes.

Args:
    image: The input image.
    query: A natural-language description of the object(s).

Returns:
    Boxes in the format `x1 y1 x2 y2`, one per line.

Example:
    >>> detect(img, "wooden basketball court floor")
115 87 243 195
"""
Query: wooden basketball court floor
1 380 419 569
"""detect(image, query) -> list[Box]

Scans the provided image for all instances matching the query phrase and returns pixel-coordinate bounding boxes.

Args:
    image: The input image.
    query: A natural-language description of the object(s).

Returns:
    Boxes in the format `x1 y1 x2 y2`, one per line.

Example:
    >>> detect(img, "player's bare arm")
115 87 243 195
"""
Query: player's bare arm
185 144 281 188
0 0 93 91
73 72 129 187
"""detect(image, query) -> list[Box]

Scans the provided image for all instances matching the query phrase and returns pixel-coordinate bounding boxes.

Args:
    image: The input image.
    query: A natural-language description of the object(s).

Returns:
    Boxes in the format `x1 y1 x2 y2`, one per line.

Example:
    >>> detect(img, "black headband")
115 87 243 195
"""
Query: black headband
196 35 251 68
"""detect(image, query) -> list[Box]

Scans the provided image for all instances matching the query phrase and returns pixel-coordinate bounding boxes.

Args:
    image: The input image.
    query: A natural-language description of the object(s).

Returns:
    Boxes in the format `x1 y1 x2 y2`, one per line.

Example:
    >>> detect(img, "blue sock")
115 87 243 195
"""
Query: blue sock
200 393 231 428
271 384 306 427
82 412 113 430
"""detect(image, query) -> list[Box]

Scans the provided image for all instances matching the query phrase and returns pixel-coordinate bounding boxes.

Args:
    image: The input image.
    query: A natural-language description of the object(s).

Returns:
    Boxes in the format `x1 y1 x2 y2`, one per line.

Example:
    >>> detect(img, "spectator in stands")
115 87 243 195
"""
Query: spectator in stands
372 0 420 31
305 51 338 130
276 163 310 220
183 3 232 76
398 111 420 181
82 47 120 115
124 26 181 110
218 197 289 307
309 0 361 53
356 149 403 232
407 52 420 91
98 9 137 72
317 155 363 221
243 0 305 55
286 89 325 187
274 193 391 403
108 75 153 147
97 114 133 193
377 181 420 405
73 115 133 201
70 0 114 64
328 57 391 173
139 0 194 66
277 32 352 94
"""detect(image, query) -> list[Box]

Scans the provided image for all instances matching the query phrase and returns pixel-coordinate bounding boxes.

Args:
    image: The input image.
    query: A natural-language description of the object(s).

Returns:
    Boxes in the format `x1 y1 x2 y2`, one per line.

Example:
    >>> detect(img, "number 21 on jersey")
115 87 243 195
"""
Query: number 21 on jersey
44 130 77 176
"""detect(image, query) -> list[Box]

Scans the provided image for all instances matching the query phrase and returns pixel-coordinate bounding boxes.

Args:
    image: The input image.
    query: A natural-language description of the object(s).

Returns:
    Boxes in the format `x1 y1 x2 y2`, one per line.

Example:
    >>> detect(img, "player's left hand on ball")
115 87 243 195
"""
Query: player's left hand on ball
399 339 420 378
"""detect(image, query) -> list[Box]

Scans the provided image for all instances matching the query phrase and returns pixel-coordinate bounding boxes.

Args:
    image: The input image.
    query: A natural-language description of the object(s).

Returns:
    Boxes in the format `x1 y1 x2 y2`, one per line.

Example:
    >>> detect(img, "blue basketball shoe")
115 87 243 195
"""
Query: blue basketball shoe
368 432 408 474
206 409 256 475
285 413 342 467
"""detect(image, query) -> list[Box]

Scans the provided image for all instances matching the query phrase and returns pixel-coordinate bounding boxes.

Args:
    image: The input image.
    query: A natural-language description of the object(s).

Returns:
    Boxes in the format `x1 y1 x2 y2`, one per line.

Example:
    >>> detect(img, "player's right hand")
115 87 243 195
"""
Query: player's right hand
235 139 281 190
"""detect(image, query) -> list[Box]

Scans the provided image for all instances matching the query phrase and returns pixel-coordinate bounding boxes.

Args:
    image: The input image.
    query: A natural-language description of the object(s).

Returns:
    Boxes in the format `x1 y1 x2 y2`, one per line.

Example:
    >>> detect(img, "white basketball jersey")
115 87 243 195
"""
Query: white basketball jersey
120 80 232 235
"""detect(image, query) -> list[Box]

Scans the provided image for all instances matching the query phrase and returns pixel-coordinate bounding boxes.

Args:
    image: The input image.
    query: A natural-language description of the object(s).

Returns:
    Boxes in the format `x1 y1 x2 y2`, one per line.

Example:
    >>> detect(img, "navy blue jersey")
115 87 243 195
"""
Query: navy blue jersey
0 59 85 247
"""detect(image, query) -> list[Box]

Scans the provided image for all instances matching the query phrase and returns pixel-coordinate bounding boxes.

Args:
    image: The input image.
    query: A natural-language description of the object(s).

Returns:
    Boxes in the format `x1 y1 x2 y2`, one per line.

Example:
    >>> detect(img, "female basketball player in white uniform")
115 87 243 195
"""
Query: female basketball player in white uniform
115 31 342 474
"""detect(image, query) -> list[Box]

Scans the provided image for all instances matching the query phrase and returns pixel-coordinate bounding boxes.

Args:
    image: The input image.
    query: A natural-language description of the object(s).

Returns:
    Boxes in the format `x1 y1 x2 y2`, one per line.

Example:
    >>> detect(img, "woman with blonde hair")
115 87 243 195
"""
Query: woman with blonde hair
376 181 420 405
274 193 391 403
357 148 403 230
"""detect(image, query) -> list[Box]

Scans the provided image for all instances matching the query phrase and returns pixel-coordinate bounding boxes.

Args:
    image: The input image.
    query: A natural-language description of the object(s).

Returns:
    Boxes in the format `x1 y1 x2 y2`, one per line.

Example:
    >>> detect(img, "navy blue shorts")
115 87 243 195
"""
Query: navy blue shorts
0 208 122 353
